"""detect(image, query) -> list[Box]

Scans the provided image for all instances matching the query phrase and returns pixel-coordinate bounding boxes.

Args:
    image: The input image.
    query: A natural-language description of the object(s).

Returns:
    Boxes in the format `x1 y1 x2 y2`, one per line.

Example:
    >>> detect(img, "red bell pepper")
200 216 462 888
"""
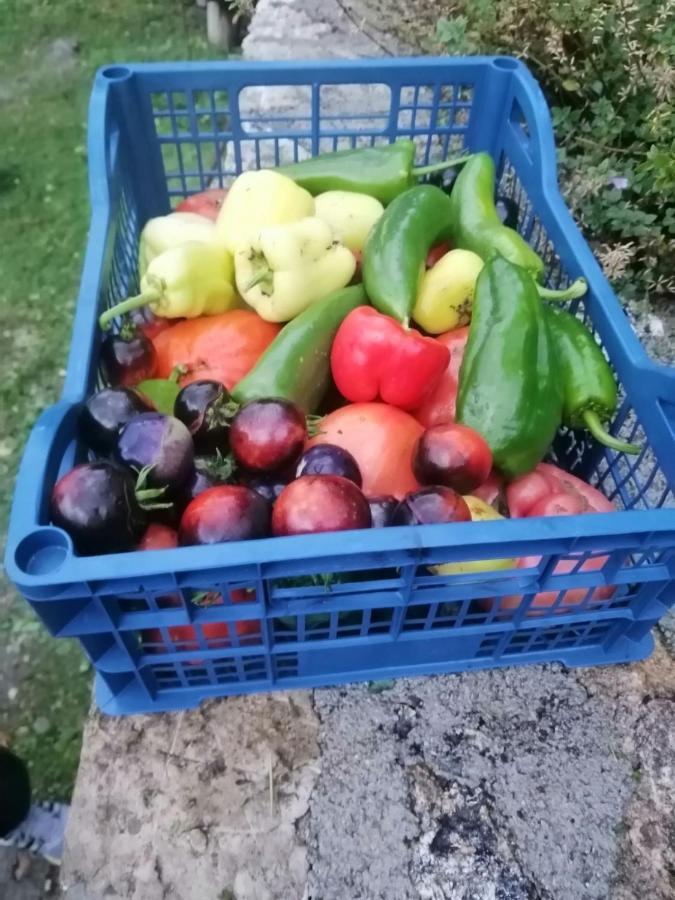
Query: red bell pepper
330 306 450 410
502 463 616 612
412 326 469 428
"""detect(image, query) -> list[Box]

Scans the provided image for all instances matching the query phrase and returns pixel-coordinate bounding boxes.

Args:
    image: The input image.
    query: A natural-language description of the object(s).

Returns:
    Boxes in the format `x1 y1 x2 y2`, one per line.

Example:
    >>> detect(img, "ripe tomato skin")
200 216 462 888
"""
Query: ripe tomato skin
426 241 452 268
141 589 260 659
412 327 469 428
501 464 616 612
413 422 493 494
152 310 280 390
175 188 228 221
309 402 423 500
137 524 178 551
507 463 615 518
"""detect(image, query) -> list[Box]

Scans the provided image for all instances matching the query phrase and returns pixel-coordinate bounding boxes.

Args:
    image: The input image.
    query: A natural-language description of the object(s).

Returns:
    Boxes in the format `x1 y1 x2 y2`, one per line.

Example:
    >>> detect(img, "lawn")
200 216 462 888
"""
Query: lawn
0 0 219 800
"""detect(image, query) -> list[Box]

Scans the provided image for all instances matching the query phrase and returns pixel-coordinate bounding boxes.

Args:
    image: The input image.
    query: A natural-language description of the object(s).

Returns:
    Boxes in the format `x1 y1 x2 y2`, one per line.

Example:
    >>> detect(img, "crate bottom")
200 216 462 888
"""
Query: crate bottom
94 631 655 716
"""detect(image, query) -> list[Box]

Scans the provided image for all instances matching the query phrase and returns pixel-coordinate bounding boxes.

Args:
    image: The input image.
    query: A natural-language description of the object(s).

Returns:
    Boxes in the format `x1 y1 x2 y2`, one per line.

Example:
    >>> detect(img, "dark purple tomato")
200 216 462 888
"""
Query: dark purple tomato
174 380 234 452
272 475 371 536
182 466 218 503
367 495 398 528
127 305 173 341
51 461 145 555
245 473 290 503
179 486 270 545
181 453 237 503
230 399 306 472
79 387 154 453
413 423 492 494
296 443 362 486
100 331 157 387
392 486 471 527
116 413 194 492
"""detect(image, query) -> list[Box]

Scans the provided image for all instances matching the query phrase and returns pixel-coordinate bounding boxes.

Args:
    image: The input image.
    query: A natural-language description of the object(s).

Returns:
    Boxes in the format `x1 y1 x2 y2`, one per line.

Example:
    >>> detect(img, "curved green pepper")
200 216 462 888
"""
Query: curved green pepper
544 307 641 455
277 141 470 205
362 185 453 324
448 153 586 301
457 255 562 478
232 284 366 414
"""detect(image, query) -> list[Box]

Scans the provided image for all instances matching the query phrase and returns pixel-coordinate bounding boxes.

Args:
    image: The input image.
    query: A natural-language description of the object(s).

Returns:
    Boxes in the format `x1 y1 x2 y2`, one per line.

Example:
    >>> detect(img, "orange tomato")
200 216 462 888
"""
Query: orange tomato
152 310 280 390
309 402 423 499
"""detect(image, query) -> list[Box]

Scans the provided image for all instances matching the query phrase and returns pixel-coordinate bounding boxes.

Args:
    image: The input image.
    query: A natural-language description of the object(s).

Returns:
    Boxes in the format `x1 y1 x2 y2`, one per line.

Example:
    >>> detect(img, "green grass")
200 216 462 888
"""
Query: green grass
0 0 219 800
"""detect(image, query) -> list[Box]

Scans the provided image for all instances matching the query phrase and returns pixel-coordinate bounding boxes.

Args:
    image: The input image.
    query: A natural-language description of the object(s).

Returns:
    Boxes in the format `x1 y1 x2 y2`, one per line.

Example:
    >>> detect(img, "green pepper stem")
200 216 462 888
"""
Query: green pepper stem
537 277 588 302
583 409 641 455
99 287 162 331
412 153 474 177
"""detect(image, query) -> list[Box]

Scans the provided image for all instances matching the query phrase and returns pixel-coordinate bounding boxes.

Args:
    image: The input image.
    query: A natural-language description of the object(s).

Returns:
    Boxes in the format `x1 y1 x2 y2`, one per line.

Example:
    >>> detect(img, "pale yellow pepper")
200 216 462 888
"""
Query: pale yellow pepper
412 248 484 334
314 191 384 252
138 212 216 277
430 496 517 576
216 169 315 254
234 217 356 322
100 242 237 328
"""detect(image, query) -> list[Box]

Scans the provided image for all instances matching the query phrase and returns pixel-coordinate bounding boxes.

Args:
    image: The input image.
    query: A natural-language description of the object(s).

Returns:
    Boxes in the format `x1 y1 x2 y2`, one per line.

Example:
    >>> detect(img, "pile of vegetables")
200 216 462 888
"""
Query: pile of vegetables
51 140 638 595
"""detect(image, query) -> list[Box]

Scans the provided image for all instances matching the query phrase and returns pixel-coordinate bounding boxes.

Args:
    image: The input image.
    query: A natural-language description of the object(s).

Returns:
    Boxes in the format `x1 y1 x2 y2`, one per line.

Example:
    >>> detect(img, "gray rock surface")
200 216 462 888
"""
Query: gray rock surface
60 3 675 899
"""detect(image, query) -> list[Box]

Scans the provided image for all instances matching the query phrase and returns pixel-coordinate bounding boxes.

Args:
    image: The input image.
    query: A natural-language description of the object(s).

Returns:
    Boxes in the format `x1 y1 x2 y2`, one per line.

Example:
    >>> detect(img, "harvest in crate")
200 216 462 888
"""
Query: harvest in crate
52 145 638 579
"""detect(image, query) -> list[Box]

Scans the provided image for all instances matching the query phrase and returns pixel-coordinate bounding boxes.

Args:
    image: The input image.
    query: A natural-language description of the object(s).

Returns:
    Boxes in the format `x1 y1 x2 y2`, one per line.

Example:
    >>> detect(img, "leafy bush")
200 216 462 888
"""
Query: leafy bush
434 0 675 307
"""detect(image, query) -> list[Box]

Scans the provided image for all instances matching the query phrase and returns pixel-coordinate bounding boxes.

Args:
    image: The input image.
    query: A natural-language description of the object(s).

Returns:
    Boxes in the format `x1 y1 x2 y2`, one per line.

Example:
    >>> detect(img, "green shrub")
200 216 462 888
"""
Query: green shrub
435 0 675 307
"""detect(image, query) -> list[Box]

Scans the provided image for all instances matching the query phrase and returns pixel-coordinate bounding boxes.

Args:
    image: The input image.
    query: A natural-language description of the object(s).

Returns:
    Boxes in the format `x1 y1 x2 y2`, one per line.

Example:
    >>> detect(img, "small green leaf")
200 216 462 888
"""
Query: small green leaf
562 78 581 92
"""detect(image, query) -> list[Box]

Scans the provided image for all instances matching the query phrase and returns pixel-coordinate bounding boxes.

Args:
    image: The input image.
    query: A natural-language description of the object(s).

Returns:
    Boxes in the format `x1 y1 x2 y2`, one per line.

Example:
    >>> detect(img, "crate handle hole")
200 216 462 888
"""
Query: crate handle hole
15 528 71 576
101 66 132 82
493 57 519 71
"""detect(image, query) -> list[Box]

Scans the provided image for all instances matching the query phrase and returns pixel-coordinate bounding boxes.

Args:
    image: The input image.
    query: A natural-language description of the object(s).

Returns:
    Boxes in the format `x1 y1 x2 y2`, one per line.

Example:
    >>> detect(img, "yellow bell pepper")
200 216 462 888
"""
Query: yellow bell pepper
234 217 356 322
314 191 384 252
430 496 517 576
216 169 315 254
99 242 237 328
412 249 484 334
138 212 216 277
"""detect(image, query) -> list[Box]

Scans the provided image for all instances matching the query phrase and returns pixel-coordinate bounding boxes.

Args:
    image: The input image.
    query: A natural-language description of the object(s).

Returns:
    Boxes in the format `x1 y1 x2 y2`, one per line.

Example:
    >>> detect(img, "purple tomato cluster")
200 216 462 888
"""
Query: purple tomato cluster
52 384 490 556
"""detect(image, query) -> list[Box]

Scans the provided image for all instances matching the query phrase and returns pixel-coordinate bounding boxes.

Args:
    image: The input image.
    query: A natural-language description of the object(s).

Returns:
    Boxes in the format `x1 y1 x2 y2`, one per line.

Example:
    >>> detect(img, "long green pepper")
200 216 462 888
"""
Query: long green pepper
362 185 454 324
232 284 366 414
448 153 587 302
544 307 641 455
457 255 562 478
277 140 470 205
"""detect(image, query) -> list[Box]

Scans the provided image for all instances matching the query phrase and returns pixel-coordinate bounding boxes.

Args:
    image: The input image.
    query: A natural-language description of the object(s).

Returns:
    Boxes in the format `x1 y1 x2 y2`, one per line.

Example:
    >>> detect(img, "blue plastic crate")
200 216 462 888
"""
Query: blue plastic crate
5 56 675 715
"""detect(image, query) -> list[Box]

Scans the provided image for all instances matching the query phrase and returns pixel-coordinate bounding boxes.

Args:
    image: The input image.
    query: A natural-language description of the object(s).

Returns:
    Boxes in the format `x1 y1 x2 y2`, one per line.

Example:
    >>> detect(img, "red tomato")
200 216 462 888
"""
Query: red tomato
152 310 280 390
507 463 615 518
141 589 260 661
309 402 423 499
426 241 452 268
502 464 616 612
412 326 469 428
500 554 614 613
137 524 178 551
175 188 228 221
